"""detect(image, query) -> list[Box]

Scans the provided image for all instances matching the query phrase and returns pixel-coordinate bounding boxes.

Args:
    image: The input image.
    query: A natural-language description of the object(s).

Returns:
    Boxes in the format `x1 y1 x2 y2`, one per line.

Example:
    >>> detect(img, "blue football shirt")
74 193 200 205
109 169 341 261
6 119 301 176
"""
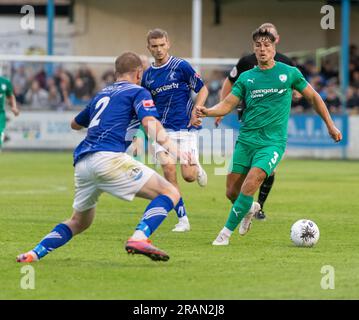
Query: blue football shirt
141 56 204 131
73 81 158 165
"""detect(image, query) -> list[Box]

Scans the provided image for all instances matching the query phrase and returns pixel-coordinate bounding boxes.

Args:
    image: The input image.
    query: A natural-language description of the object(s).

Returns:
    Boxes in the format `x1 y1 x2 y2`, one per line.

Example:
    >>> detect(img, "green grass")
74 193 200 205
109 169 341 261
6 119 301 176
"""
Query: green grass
1 152 359 299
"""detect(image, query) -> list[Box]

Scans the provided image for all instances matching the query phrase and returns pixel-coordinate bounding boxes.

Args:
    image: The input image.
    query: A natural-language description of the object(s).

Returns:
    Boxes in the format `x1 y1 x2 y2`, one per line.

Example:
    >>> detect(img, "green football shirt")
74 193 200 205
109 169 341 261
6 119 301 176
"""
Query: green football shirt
231 61 308 148
0 76 13 113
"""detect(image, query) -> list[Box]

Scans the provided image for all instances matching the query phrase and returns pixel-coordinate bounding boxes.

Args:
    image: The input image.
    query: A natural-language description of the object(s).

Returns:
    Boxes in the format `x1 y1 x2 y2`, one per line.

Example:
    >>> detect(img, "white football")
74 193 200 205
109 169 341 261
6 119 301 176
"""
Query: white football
290 219 320 247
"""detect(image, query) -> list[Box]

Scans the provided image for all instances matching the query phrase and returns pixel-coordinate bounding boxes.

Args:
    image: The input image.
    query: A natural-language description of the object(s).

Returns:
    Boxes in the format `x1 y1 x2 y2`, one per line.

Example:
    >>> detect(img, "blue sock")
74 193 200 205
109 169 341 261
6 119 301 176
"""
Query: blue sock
174 197 187 218
136 195 174 237
32 223 73 259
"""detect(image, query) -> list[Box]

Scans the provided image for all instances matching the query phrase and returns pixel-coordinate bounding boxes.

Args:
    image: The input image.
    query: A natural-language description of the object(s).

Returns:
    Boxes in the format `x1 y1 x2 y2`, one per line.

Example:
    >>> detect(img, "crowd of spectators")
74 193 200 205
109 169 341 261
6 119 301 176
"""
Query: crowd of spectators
11 63 115 111
8 44 359 115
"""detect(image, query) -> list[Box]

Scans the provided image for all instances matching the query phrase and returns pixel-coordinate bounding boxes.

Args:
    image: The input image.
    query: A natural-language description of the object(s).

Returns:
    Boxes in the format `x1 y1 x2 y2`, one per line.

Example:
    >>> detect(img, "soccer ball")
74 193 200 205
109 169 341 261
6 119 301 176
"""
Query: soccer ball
290 219 320 247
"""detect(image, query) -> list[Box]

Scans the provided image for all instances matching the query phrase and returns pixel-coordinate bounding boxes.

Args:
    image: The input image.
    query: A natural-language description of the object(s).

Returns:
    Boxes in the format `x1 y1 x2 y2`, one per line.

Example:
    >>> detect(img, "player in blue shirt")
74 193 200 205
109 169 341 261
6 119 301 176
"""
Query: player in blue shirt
16 52 183 263
142 29 209 232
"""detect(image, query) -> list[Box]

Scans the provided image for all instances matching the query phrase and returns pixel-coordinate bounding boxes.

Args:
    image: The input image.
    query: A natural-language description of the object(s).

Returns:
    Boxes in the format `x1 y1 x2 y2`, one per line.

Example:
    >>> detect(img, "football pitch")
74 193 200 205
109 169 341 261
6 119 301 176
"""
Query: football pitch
1 152 359 300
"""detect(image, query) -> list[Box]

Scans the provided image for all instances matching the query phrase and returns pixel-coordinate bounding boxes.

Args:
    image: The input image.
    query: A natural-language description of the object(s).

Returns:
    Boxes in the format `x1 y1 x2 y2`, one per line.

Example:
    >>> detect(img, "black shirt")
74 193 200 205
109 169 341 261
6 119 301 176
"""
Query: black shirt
228 52 294 84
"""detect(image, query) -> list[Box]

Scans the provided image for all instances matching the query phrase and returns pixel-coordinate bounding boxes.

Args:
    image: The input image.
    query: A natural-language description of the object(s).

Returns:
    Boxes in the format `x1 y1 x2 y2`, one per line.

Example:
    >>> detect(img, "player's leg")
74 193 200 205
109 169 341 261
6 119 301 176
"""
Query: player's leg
255 170 276 220
213 145 284 245
179 131 207 187
91 151 178 261
126 169 180 261
0 112 6 150
157 149 190 232
16 208 96 263
17 154 101 262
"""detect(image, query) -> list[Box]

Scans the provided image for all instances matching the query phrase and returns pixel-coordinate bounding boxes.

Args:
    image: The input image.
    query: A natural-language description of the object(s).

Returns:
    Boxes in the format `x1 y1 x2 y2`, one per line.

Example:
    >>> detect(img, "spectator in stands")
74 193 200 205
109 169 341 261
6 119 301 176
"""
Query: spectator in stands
47 78 62 110
101 70 115 88
291 90 311 113
34 68 47 90
75 66 96 97
347 86 359 115
324 84 341 114
25 80 49 109
12 64 28 104
70 77 92 106
320 59 338 82
351 70 359 89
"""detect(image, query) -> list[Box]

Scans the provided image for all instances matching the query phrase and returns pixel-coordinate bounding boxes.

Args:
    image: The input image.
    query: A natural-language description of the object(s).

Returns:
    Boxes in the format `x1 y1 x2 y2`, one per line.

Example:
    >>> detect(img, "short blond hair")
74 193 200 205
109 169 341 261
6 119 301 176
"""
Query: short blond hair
259 23 278 36
147 28 169 44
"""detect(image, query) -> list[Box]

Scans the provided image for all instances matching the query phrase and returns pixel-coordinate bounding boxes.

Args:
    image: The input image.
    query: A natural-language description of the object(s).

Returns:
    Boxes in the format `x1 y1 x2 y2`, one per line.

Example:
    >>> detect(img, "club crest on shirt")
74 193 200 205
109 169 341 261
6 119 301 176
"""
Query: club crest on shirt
1 84 6 91
169 71 177 81
279 74 288 83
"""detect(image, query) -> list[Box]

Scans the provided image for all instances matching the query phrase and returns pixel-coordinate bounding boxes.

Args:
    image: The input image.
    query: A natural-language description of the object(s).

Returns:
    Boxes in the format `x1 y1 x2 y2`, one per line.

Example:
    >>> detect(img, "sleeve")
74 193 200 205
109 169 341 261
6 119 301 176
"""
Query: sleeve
5 79 13 97
74 104 92 128
133 88 159 121
228 57 251 84
181 60 204 93
291 67 309 93
231 75 246 100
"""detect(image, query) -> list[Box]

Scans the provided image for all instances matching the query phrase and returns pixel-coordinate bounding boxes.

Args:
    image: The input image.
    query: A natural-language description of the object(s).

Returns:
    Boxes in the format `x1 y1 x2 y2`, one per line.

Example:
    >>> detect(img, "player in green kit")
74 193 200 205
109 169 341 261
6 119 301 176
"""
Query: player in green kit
191 27 342 246
0 76 20 149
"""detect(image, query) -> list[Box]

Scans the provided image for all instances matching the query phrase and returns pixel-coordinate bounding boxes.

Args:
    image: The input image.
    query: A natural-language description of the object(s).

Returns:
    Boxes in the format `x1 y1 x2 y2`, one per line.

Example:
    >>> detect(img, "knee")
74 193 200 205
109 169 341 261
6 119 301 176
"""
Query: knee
162 184 180 207
182 172 196 183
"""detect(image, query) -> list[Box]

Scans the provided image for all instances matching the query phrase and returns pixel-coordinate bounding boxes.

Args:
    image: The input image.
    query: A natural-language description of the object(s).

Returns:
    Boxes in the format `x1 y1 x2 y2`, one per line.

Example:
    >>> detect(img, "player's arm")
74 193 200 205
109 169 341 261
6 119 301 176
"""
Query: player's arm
195 93 240 118
5 81 19 116
141 116 181 160
71 104 91 130
301 84 342 142
189 85 209 127
214 78 234 127
71 119 84 130
7 94 20 116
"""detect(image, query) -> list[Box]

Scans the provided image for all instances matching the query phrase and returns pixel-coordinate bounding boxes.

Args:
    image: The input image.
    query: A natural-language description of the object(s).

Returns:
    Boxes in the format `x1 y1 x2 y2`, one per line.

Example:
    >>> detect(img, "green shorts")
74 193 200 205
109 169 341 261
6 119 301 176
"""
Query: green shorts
229 140 285 177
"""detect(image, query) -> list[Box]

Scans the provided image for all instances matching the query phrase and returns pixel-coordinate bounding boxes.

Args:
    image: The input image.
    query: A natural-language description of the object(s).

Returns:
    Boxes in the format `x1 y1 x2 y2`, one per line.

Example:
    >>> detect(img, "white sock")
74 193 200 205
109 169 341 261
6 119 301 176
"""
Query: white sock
131 230 147 240
179 216 189 224
221 227 233 238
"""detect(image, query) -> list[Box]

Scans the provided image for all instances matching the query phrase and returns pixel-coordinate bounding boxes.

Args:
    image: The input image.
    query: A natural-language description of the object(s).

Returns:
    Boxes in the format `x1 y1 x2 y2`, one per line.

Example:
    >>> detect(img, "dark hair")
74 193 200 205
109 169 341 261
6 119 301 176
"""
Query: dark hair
115 52 142 76
252 27 276 43
147 28 169 44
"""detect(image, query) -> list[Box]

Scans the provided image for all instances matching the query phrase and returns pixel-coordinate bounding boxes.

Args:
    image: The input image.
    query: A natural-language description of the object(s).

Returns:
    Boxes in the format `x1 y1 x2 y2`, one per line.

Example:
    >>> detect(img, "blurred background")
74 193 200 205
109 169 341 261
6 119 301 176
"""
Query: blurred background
0 0 358 159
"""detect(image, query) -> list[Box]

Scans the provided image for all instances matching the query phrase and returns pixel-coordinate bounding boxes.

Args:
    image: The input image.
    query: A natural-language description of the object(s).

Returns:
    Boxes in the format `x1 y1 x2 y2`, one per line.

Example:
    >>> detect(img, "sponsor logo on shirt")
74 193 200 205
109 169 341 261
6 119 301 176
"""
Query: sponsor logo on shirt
151 83 179 96
250 88 287 98
142 99 155 108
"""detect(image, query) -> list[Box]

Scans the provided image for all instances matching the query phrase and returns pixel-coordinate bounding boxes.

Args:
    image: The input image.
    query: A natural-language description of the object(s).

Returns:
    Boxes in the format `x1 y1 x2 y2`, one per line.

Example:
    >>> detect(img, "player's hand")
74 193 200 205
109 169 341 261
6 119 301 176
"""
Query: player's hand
195 105 208 118
328 125 342 143
12 108 20 117
188 112 202 128
214 116 223 128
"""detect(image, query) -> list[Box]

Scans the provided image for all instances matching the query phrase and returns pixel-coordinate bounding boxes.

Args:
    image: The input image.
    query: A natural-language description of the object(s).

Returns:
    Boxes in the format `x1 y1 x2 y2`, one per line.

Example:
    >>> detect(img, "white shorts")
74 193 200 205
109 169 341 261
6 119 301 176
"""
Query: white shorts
73 152 155 212
153 130 199 164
